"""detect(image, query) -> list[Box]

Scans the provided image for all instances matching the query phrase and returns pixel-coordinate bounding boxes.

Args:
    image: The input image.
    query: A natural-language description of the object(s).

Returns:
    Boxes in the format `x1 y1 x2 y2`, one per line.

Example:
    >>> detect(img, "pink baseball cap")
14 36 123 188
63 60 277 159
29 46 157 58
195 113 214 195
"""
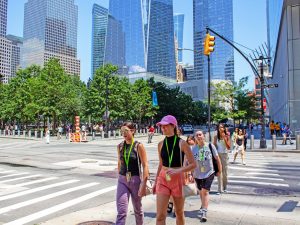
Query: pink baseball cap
156 115 178 126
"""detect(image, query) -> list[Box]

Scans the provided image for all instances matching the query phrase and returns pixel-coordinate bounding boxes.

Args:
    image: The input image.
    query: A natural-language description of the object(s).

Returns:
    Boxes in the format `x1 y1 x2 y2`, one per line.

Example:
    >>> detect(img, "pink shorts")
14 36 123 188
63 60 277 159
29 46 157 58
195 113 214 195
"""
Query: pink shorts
156 169 184 198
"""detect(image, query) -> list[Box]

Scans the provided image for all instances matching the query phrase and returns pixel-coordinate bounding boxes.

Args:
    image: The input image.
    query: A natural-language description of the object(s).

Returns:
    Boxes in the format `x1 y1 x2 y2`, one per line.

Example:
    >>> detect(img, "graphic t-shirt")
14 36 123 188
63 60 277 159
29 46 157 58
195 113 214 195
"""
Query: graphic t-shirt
192 143 218 179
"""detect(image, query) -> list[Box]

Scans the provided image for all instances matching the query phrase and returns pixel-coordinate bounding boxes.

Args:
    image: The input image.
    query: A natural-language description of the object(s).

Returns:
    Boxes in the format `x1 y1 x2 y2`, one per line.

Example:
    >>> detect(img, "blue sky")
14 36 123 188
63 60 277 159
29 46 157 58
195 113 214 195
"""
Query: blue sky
7 0 267 90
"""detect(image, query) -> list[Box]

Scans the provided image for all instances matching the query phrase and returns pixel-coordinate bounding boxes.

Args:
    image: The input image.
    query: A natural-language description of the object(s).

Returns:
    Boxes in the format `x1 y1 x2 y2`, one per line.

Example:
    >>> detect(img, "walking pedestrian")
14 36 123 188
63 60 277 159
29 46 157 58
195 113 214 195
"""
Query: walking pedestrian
213 123 230 194
270 120 275 136
233 129 246 165
116 122 149 225
193 130 222 222
153 115 196 225
45 127 50 144
147 125 155 143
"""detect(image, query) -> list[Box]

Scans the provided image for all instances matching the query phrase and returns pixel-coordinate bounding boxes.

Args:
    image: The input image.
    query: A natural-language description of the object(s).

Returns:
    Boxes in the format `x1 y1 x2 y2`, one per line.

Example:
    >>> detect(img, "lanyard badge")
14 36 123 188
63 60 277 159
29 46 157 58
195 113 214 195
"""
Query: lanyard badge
124 139 134 182
165 136 177 182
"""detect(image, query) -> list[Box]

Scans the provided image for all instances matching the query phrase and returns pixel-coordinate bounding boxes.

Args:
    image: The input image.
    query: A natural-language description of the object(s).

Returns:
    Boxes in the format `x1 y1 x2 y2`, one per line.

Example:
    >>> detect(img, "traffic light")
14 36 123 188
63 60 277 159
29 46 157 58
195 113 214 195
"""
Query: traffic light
203 33 215 56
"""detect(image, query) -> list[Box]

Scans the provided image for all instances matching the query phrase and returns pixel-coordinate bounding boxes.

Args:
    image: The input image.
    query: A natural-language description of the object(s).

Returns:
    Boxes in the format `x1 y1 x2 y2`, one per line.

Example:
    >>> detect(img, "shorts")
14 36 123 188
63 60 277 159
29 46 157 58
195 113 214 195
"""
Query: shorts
156 169 184 198
195 173 215 191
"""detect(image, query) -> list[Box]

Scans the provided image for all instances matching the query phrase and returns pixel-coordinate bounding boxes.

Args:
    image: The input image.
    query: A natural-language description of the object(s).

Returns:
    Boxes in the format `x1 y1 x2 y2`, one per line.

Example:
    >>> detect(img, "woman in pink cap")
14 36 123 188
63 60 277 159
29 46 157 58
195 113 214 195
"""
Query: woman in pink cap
153 115 196 225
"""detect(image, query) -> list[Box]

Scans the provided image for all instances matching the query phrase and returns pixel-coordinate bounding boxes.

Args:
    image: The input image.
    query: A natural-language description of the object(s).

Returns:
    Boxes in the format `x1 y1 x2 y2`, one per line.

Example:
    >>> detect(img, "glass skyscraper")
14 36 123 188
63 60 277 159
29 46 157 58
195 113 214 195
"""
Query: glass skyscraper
109 0 146 70
22 0 80 76
91 4 125 77
174 13 184 63
147 0 176 78
193 0 234 82
0 0 7 37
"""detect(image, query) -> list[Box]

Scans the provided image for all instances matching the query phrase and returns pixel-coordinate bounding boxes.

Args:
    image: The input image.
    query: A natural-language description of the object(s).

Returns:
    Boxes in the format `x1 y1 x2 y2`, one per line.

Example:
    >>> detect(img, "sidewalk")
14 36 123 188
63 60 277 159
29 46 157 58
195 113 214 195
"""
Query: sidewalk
40 192 300 225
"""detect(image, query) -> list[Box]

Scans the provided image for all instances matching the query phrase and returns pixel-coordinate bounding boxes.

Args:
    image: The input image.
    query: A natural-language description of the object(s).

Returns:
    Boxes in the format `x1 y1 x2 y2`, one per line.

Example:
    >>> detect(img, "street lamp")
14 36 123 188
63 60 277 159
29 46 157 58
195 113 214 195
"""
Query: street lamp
254 56 269 149
105 74 109 138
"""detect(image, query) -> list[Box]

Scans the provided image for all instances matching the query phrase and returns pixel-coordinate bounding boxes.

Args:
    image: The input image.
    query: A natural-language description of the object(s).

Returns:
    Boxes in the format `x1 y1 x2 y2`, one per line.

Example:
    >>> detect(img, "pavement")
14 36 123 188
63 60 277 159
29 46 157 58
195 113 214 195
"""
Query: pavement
40 191 300 225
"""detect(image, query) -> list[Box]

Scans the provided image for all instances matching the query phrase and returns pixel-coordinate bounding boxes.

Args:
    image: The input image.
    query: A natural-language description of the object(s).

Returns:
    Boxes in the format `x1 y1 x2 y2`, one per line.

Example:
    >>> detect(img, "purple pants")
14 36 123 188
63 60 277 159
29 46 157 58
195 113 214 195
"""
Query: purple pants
116 175 143 225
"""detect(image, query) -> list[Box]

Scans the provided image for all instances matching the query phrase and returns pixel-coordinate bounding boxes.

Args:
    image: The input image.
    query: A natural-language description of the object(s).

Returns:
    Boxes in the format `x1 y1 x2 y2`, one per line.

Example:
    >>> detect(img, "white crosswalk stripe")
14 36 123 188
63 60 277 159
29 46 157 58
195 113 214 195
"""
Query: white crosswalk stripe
0 167 116 225
215 152 291 192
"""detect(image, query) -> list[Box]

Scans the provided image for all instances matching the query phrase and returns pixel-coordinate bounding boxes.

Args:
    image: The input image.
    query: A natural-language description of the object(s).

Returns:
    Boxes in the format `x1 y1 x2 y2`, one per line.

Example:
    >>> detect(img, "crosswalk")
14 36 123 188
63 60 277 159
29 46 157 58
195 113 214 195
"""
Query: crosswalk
0 167 116 225
211 151 291 194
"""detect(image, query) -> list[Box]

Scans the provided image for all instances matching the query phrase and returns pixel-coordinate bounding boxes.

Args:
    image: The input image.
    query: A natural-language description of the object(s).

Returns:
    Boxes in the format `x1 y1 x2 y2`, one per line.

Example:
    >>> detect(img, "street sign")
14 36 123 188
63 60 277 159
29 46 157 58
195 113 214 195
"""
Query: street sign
262 83 278 88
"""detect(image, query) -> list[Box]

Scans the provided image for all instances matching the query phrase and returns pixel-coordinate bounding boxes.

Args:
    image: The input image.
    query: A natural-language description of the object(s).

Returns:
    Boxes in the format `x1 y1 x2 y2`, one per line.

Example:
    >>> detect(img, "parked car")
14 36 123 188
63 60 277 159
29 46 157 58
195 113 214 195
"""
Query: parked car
181 124 194 134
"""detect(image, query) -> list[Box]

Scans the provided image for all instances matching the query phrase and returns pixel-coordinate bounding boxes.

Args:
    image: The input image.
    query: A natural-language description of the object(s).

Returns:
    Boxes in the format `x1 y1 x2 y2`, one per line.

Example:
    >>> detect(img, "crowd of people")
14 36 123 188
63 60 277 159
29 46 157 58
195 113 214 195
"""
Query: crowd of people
115 115 254 225
269 120 293 145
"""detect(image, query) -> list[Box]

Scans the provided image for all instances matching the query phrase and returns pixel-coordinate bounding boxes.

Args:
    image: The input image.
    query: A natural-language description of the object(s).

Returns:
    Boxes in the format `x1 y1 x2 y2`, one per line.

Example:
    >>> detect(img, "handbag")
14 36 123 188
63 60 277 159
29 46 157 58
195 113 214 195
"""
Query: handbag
180 142 198 198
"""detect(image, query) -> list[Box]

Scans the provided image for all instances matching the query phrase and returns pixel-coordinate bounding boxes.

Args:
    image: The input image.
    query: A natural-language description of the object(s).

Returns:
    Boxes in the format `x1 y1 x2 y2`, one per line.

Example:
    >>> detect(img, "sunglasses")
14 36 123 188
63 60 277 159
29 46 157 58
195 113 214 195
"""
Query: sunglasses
121 126 132 134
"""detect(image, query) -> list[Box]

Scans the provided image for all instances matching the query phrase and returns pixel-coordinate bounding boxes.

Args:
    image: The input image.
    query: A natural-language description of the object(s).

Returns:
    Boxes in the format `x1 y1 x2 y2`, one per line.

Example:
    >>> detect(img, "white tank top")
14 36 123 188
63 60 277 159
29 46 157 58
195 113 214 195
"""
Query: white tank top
216 139 227 153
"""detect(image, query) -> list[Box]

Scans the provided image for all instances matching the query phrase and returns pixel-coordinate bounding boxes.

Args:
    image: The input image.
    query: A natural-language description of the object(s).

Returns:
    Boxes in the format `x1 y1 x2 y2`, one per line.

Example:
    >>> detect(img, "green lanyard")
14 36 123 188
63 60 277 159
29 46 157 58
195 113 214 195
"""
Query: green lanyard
165 136 177 167
198 145 205 161
123 138 134 170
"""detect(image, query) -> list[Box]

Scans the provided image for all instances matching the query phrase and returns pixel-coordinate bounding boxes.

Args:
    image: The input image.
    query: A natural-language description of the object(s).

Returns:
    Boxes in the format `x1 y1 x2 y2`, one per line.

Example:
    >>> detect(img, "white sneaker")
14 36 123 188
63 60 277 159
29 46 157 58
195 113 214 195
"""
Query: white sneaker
201 209 207 222
242 161 246 165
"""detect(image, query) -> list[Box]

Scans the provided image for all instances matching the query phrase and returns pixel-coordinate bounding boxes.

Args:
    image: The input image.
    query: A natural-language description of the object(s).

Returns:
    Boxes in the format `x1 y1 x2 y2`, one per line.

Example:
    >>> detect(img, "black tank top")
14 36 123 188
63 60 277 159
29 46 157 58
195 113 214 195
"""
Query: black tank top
119 141 140 176
161 135 184 167
236 136 243 146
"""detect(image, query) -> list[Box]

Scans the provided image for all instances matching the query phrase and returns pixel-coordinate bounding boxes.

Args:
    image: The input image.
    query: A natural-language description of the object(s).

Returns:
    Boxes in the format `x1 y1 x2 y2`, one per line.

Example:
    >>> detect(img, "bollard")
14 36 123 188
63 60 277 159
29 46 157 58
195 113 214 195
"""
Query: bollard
0 130 2 136
35 130 38 138
40 130 43 139
13 130 15 136
113 130 116 138
23 130 26 138
101 131 104 139
18 130 20 137
296 135 300 150
272 135 277 150
250 135 254 150
28 130 32 138
92 132 95 140
108 131 111 138
117 130 120 137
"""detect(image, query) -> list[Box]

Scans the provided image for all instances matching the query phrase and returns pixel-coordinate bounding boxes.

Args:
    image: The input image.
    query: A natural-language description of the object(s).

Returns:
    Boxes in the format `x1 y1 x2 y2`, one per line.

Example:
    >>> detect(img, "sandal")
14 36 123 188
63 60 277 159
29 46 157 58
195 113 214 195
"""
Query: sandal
167 202 173 213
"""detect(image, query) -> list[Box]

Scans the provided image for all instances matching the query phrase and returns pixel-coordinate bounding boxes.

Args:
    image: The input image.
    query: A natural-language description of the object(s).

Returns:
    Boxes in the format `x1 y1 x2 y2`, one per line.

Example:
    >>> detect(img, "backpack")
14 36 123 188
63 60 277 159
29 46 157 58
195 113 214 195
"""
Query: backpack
208 143 219 176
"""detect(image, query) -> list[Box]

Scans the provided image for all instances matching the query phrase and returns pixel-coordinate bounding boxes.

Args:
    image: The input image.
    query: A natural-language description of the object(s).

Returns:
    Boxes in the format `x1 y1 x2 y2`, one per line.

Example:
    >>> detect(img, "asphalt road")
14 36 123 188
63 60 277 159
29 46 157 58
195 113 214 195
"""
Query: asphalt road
0 136 299 225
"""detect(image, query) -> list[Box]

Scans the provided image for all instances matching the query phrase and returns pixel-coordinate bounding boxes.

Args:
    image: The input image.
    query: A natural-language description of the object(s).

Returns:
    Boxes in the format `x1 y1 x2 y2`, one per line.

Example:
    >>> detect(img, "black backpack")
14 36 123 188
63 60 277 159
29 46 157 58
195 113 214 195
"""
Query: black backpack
208 143 219 176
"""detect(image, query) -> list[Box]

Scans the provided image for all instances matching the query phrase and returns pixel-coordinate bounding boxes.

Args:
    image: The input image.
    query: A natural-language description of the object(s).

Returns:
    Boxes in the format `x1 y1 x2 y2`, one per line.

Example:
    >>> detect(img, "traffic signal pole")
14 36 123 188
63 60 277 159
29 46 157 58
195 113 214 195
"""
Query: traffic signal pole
206 27 269 149
207 55 211 142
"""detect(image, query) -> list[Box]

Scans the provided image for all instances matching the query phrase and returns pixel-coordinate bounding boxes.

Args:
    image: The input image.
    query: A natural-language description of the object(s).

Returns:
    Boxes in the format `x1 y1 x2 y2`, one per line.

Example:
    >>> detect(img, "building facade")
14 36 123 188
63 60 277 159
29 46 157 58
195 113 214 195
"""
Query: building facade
109 0 146 71
91 4 125 77
147 0 176 78
174 13 184 63
0 0 7 37
6 35 23 79
267 0 300 131
22 0 80 76
193 0 234 82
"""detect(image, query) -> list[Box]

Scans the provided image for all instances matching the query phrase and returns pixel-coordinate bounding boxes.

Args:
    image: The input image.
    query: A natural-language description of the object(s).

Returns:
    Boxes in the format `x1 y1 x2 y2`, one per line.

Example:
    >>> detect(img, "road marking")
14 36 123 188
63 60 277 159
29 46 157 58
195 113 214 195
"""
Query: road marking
229 175 284 181
0 179 79 201
246 172 280 176
229 180 289 187
0 172 29 178
0 170 15 174
14 177 58 187
3 185 117 225
0 175 41 184
229 167 278 172
0 182 99 214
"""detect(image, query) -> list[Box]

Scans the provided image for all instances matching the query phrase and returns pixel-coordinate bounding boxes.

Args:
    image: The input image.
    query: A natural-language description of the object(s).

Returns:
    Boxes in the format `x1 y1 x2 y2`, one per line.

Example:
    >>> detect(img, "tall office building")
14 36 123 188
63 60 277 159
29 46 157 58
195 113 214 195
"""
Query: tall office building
193 0 234 81
0 0 10 84
109 0 146 71
6 35 23 79
22 0 80 76
0 0 7 37
174 13 184 63
91 4 125 77
147 0 176 78
267 0 300 131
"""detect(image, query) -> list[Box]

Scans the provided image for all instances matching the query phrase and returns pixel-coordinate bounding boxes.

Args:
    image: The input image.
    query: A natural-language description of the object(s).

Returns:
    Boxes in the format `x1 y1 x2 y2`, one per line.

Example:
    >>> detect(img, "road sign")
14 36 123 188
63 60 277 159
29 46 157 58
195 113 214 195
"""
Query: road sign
262 84 278 88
